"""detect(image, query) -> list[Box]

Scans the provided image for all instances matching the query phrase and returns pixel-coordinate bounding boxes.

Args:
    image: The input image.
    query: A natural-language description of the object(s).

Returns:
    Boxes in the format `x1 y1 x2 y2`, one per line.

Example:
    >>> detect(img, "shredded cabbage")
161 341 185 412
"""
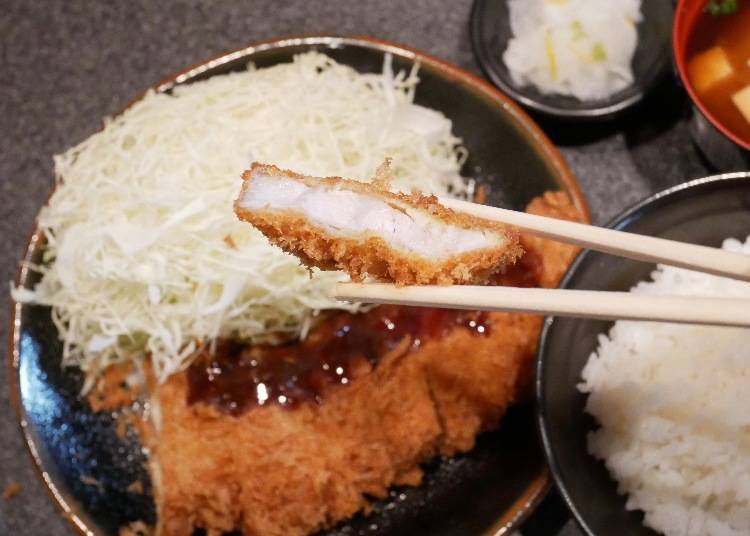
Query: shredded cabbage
14 52 471 382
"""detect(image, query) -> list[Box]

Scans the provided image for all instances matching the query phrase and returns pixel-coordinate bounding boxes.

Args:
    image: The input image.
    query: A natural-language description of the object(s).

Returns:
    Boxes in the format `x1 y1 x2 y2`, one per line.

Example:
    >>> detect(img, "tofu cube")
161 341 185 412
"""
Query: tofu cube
732 84 750 125
688 46 734 93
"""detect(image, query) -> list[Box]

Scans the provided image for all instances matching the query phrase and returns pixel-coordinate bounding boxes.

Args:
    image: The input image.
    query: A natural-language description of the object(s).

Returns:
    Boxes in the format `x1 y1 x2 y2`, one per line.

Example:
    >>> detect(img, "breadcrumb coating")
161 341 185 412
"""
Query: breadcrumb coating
140 191 582 536
234 163 522 285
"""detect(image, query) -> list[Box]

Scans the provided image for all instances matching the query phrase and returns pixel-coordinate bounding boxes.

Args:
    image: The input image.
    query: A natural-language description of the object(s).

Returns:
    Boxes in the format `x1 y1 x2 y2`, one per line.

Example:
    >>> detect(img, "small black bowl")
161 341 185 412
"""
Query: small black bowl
470 0 674 120
536 173 750 536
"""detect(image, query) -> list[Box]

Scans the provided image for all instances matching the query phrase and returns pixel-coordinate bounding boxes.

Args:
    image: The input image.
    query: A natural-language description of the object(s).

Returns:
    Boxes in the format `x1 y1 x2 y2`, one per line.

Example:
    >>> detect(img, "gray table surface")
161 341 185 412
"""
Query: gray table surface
0 1 717 535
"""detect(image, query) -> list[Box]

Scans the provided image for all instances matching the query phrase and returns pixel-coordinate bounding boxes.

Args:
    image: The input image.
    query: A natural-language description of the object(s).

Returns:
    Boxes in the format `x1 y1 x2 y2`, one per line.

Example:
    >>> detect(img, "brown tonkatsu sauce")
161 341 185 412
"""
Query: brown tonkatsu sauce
187 248 542 415
493 244 542 288
187 306 491 415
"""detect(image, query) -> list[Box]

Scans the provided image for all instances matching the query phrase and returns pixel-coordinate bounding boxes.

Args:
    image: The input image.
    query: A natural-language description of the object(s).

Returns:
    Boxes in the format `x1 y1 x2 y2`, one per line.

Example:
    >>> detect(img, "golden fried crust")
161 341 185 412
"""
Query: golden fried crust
414 192 584 455
153 340 443 536
87 363 139 412
234 163 523 285
524 191 582 289
149 191 583 536
151 322 531 536
423 312 541 455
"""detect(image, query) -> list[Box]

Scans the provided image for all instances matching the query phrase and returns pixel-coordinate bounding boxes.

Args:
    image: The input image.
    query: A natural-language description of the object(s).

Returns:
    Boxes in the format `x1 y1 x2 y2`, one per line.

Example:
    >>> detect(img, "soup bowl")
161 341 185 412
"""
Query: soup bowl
673 0 750 168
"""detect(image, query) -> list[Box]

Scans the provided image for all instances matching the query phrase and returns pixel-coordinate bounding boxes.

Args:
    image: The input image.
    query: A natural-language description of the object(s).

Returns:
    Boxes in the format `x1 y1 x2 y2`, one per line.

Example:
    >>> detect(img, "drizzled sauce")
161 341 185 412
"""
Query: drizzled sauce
186 243 543 416
492 244 543 288
187 306 491 415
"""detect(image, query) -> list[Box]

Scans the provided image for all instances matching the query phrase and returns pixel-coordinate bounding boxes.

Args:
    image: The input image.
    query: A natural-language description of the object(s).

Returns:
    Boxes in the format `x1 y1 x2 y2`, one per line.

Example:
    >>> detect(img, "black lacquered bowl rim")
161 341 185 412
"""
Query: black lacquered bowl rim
535 171 750 536
9 34 590 536
469 0 673 120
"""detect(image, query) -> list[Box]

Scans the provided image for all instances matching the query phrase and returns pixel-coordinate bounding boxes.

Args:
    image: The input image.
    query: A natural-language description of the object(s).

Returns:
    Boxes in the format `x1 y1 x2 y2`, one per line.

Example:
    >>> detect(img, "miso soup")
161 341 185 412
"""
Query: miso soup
686 3 750 146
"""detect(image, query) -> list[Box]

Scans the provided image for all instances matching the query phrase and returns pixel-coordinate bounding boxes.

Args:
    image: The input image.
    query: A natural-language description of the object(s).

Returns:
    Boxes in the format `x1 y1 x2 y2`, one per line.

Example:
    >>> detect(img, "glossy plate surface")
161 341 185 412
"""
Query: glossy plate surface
10 35 588 536
537 173 750 536
470 0 674 120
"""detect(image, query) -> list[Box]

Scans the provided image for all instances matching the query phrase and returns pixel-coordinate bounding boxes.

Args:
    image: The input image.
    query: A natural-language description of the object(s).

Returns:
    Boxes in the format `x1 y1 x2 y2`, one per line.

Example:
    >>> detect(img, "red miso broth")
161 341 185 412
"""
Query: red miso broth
686 3 750 146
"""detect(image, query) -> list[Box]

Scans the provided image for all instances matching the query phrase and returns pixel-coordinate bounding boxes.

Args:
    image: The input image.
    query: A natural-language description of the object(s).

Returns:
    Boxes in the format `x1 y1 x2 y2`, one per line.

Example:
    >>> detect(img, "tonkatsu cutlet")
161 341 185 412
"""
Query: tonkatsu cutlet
144 192 581 536
234 163 522 285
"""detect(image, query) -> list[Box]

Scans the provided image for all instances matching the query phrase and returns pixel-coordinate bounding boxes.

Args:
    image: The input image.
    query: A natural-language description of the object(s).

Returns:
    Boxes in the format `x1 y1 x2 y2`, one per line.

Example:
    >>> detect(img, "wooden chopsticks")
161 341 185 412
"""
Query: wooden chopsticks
438 197 750 282
335 284 750 328
335 200 750 327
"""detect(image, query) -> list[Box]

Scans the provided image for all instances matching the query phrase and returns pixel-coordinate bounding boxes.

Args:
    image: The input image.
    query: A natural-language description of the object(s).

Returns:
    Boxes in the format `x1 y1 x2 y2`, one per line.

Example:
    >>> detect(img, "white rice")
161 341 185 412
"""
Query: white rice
580 235 750 536
503 0 642 101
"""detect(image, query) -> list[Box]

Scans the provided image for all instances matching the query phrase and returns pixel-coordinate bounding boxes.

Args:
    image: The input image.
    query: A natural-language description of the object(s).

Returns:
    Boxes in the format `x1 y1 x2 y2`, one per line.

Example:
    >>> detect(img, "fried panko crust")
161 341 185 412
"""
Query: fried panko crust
234 163 522 286
87 362 140 412
523 191 583 289
148 192 582 536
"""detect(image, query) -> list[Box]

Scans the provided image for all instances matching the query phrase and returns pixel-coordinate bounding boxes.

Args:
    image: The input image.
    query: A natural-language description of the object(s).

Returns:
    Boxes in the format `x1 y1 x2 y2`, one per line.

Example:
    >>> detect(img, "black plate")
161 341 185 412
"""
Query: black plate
10 35 588 536
470 0 674 120
536 173 750 536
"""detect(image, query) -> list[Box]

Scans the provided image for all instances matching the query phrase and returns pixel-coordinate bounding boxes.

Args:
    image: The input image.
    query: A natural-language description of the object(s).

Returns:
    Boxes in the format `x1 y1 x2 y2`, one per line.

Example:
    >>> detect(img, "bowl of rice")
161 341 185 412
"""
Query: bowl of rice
536 173 750 535
470 0 673 120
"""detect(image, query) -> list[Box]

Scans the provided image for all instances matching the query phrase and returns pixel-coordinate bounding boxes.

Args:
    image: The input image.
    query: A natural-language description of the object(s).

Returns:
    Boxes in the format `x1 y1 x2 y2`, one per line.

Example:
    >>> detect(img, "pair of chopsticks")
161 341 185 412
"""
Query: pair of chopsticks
335 198 750 328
